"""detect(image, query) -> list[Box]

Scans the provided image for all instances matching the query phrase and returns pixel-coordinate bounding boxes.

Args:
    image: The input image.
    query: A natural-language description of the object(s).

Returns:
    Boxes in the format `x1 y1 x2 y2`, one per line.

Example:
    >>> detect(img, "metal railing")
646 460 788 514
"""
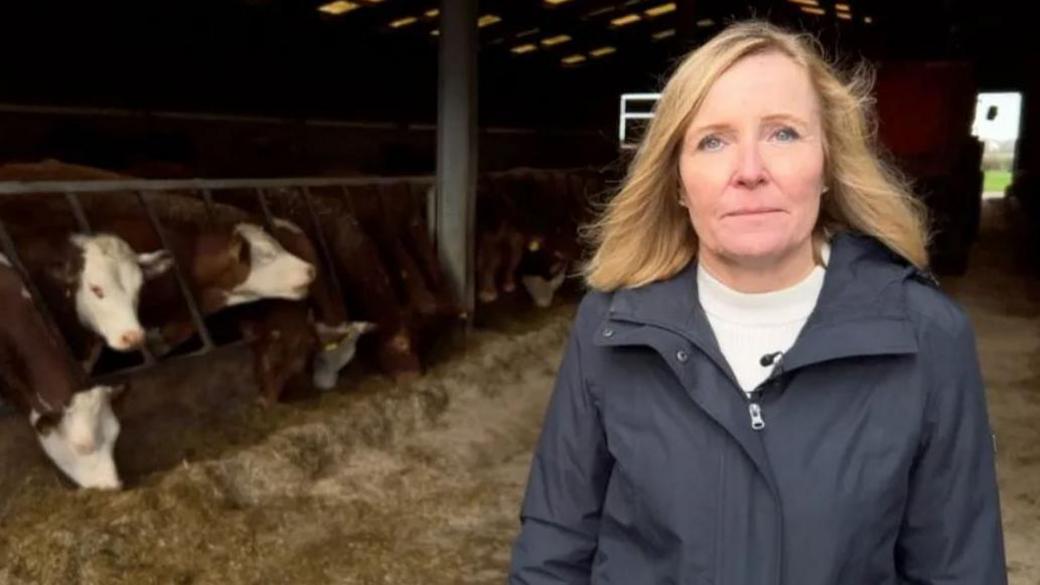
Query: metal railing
0 176 435 404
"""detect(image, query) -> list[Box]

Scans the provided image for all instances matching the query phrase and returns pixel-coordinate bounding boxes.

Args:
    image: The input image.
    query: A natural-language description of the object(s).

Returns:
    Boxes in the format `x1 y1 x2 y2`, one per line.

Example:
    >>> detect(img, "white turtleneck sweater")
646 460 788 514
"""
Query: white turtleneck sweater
697 245 830 397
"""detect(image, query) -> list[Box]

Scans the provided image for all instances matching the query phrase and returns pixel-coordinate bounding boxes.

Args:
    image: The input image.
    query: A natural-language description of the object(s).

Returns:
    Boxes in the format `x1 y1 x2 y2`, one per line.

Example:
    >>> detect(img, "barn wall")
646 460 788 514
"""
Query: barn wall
0 111 618 178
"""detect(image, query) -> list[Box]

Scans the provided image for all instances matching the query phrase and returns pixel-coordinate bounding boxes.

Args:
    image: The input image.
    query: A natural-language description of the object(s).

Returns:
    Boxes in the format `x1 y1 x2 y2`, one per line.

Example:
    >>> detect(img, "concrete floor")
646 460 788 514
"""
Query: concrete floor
943 197 1040 584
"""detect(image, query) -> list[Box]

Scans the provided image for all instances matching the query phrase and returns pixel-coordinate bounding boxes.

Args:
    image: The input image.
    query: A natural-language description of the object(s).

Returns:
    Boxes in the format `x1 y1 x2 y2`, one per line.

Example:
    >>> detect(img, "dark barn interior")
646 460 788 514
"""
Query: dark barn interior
0 1 1038 583
2 0 1039 267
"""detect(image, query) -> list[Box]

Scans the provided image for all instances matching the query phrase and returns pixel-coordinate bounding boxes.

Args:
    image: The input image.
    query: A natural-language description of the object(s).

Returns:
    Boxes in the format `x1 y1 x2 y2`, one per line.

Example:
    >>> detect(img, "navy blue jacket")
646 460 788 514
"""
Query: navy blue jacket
510 232 1007 584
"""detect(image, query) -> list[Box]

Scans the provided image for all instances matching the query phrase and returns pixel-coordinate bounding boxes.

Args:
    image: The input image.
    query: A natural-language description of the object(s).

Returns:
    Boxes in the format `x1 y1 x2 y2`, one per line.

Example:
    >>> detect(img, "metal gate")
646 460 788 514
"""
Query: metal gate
0 176 435 408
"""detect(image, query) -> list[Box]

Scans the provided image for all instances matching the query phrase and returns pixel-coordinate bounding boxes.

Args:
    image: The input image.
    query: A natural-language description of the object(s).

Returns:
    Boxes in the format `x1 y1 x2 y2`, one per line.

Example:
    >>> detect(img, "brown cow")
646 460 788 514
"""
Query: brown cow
0 160 319 408
232 218 374 404
335 182 465 358
476 175 527 304
476 169 593 308
0 207 174 371
0 253 125 490
266 217 375 391
210 188 377 392
84 214 317 357
219 185 423 381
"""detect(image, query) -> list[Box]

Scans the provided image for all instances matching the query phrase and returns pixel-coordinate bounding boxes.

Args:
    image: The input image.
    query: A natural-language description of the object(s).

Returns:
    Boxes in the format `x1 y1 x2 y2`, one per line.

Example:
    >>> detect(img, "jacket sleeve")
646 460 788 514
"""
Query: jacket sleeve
895 312 1008 584
508 304 613 584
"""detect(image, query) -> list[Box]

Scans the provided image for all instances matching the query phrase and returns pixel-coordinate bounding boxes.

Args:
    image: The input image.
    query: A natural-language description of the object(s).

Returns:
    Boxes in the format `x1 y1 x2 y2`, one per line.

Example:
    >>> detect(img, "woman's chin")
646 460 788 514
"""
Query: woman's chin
717 236 792 264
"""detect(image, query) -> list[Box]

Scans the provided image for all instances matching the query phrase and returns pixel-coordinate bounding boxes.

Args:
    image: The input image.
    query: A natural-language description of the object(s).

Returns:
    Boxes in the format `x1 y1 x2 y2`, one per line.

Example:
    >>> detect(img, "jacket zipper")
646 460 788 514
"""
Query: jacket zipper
748 402 766 430
747 354 785 431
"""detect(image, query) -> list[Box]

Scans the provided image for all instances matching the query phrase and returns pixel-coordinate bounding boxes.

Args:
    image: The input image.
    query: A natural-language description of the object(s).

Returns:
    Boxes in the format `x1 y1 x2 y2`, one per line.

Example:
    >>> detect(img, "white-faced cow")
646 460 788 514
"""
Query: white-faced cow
87 214 317 356
9 228 174 371
0 253 124 490
2 161 323 404
210 189 378 395
0 161 175 368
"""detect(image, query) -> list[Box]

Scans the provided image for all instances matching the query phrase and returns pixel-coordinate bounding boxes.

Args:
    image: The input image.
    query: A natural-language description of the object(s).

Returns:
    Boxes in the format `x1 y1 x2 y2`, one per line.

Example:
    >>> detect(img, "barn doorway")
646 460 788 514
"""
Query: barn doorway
972 92 1022 200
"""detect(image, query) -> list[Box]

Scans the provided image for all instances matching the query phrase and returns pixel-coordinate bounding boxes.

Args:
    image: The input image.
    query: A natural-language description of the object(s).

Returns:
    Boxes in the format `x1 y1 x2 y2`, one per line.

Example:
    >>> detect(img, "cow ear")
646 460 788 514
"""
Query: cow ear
551 268 567 287
239 319 258 341
137 250 174 280
229 232 251 265
45 260 78 286
353 321 378 335
32 411 62 436
106 382 129 403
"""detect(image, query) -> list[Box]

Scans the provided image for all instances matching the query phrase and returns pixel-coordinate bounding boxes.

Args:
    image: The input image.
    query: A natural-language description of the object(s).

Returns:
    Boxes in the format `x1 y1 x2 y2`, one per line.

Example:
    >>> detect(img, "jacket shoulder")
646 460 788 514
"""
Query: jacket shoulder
903 278 973 342
573 288 614 335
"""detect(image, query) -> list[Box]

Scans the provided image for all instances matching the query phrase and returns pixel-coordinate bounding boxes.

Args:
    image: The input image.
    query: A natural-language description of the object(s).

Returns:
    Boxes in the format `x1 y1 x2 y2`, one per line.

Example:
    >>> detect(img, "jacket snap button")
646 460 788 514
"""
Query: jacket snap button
602 328 615 338
676 350 689 363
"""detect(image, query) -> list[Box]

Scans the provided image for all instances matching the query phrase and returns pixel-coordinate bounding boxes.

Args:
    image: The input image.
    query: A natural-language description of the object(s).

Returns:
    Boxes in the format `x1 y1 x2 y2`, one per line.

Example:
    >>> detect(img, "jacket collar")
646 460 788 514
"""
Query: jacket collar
599 231 922 371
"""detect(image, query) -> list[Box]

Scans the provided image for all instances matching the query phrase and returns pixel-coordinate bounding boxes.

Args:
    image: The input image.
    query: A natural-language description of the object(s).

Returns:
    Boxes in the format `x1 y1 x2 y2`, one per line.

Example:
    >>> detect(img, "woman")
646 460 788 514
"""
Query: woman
509 20 1007 585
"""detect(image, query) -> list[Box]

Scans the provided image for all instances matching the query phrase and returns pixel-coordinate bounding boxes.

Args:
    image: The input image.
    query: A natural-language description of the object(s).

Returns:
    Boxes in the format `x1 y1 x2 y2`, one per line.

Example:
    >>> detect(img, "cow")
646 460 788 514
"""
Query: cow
476 175 527 304
0 217 174 372
476 168 595 308
87 213 317 356
210 188 377 393
335 182 465 357
230 216 375 404
517 170 595 307
0 253 124 490
265 217 375 391
18 230 173 349
305 186 425 380
217 184 426 382
1 160 320 407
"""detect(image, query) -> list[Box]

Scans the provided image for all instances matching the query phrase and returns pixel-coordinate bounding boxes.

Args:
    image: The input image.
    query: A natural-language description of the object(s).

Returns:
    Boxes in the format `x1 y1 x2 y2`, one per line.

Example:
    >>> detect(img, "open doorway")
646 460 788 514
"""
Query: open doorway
971 92 1022 199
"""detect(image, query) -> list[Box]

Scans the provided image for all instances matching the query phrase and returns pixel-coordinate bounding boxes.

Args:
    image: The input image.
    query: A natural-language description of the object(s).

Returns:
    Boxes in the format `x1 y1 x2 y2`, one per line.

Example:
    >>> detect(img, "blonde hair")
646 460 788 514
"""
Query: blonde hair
583 20 929 291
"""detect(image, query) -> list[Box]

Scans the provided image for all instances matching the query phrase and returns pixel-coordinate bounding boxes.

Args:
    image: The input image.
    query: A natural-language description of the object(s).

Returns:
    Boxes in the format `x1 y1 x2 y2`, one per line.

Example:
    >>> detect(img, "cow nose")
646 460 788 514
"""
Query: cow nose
305 265 317 282
72 439 97 455
120 330 145 349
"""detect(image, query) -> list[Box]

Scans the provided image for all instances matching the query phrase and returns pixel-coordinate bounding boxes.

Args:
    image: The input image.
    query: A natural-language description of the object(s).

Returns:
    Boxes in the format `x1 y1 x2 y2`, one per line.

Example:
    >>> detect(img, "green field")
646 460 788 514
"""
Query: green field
984 170 1012 193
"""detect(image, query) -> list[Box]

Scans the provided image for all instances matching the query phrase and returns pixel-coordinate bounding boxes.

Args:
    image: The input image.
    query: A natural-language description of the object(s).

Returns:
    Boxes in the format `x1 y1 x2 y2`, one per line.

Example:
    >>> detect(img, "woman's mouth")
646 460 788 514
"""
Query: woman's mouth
725 207 784 217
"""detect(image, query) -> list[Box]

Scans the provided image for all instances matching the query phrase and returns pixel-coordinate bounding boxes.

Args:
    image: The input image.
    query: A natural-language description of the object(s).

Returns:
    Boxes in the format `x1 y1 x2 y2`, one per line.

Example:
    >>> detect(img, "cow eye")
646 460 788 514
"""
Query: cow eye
90 285 105 299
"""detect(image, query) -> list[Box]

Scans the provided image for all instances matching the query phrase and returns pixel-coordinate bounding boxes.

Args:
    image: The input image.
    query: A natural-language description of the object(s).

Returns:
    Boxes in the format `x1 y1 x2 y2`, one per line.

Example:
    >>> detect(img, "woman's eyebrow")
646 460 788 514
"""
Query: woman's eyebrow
686 122 735 137
761 113 810 127
688 114 810 137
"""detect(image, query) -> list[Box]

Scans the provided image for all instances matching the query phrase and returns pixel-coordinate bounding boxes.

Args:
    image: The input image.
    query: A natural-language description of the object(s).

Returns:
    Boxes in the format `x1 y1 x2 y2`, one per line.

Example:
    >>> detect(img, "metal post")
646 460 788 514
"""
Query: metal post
425 182 437 242
136 190 215 351
300 186 346 303
199 188 217 220
64 192 94 234
339 185 355 215
254 188 275 231
436 0 478 317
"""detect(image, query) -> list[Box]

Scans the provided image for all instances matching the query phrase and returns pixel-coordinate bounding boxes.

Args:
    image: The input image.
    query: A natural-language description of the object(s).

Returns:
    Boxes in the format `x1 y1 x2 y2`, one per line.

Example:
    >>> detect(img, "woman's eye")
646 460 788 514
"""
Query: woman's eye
774 127 801 142
697 135 724 151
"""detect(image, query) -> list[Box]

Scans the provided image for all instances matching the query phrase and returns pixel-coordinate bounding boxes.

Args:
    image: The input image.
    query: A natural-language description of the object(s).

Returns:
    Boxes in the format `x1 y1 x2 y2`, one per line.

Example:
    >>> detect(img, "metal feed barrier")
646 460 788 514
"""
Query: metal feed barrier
0 176 435 413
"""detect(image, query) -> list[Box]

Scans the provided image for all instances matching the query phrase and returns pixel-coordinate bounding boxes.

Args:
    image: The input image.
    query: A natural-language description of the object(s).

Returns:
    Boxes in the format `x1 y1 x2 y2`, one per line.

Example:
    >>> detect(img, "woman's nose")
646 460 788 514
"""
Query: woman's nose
734 142 768 189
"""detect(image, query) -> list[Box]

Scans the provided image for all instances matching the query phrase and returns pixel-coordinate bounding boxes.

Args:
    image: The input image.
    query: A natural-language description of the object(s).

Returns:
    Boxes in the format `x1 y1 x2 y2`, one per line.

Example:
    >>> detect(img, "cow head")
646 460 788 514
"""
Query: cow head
312 321 378 390
30 384 125 490
223 223 316 306
52 234 173 351
519 237 571 308
377 328 423 381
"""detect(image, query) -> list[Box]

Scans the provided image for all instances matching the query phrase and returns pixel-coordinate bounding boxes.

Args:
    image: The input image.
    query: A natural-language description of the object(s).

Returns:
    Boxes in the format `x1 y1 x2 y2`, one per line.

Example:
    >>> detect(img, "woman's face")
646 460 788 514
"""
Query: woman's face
678 51 826 271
